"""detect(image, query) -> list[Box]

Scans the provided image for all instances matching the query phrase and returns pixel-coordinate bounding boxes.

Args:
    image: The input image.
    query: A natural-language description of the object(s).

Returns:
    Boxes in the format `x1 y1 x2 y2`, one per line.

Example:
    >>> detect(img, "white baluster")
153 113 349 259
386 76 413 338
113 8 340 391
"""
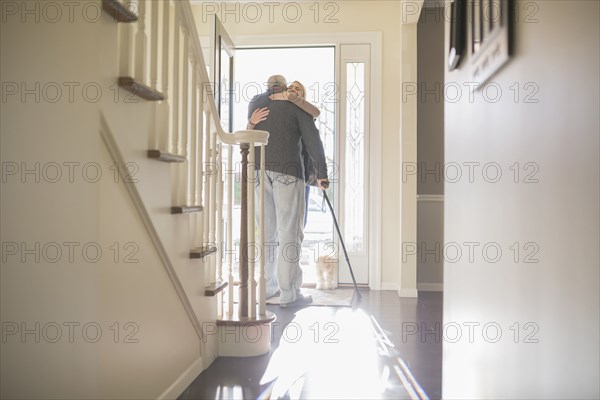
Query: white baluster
178 27 189 205
202 118 212 286
203 116 211 247
209 130 218 283
226 144 234 316
159 0 170 153
170 11 180 156
248 145 257 318
195 109 204 245
160 0 170 97
146 0 160 151
196 110 205 252
181 27 189 156
149 0 158 89
197 85 205 209
258 145 266 315
216 142 223 317
134 0 147 84
118 1 135 78
157 0 172 95
189 59 198 207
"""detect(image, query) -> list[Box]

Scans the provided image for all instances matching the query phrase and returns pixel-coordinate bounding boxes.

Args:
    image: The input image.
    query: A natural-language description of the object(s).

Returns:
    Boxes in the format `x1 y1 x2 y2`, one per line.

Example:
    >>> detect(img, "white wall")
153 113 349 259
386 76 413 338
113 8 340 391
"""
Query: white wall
416 6 445 291
417 5 445 197
443 0 599 397
417 196 444 291
0 3 209 398
400 21 419 296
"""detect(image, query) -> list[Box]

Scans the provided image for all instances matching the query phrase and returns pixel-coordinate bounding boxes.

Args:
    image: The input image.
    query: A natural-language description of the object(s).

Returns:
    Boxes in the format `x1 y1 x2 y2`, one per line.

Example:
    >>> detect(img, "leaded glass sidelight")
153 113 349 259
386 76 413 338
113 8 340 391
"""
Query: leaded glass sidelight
345 62 365 253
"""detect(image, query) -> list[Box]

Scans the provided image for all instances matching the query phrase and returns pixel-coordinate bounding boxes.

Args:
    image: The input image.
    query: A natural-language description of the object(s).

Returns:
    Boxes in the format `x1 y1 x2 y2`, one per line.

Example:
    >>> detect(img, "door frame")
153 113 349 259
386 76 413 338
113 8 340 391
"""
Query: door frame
234 32 383 290
210 16 235 132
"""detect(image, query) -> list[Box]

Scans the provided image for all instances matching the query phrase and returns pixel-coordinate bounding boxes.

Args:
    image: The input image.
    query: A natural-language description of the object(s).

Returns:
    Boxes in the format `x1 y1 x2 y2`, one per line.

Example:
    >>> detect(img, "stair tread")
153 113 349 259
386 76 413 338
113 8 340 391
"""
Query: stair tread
118 77 164 101
102 0 138 22
171 205 203 214
205 280 228 296
147 150 186 163
190 245 218 259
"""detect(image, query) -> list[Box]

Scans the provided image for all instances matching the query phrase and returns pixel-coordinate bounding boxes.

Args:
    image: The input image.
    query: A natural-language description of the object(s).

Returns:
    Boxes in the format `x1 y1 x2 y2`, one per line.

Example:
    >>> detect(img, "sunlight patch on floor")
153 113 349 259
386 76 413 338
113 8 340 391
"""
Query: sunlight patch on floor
258 307 429 399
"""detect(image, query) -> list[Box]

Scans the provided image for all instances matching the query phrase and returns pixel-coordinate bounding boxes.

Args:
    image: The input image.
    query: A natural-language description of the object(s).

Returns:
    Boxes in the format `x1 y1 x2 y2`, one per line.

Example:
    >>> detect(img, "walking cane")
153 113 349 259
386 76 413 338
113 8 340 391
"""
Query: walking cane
321 183 362 301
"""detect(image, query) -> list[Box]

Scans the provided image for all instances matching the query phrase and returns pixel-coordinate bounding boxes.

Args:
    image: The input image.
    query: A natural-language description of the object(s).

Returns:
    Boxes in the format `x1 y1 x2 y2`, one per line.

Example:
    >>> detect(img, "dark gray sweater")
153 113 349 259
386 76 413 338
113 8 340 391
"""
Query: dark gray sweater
248 92 328 180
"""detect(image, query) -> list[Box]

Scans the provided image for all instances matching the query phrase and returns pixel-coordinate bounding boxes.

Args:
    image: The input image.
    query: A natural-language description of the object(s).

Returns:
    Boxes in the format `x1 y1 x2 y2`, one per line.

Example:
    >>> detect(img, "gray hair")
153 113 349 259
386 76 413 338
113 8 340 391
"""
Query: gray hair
267 75 287 91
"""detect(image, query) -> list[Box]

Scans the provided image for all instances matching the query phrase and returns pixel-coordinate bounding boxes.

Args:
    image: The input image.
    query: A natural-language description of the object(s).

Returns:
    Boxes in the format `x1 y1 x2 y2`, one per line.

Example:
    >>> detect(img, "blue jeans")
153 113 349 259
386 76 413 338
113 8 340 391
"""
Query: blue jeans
304 185 310 228
255 170 305 304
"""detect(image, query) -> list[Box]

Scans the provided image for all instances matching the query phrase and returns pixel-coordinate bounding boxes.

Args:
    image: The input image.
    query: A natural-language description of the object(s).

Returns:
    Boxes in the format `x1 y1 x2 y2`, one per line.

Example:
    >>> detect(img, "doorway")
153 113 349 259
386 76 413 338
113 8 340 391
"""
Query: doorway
212 21 379 286
231 46 336 284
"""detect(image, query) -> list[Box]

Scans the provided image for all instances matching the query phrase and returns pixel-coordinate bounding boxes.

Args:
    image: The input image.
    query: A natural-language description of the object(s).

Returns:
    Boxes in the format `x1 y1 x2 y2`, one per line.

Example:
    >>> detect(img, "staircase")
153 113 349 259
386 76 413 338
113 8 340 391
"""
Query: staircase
103 0 275 358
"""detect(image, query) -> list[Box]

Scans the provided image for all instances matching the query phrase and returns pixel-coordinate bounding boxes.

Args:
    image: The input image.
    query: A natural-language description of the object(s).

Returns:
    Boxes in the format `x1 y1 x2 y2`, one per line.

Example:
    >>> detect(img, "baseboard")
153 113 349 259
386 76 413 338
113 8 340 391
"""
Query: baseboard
416 194 444 202
397 288 418 298
158 357 203 400
380 282 399 291
376 283 430 296
417 283 444 292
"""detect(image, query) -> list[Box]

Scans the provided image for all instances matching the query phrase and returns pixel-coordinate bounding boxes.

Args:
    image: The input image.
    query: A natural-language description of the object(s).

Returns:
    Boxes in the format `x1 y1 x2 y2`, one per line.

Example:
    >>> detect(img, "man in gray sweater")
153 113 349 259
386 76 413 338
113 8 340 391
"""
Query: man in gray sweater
248 75 329 308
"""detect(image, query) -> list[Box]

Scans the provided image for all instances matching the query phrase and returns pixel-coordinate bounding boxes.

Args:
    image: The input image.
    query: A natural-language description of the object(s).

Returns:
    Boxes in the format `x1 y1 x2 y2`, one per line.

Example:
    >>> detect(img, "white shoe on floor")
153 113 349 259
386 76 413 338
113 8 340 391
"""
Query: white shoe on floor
280 294 313 308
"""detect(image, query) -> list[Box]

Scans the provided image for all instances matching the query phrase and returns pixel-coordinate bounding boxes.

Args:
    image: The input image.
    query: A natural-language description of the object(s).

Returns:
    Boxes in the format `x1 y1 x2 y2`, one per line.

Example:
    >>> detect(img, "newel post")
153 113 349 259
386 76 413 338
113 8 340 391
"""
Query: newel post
239 143 250 318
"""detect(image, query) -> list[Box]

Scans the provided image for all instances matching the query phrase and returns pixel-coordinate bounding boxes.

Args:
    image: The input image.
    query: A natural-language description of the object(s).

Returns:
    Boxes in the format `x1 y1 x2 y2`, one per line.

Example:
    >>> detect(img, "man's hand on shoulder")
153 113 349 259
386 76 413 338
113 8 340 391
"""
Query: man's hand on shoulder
249 107 269 127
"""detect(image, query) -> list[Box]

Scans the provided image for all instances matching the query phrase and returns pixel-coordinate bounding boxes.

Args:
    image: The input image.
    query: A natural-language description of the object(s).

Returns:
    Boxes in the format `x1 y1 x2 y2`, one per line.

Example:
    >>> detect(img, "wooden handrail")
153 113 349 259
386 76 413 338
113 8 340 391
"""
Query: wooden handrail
177 1 268 146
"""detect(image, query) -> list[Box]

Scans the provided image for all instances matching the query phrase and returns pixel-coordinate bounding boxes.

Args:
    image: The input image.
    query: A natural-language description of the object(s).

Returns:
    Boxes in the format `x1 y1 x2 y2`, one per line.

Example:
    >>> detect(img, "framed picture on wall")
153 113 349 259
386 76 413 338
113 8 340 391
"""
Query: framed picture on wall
470 0 513 85
448 0 467 71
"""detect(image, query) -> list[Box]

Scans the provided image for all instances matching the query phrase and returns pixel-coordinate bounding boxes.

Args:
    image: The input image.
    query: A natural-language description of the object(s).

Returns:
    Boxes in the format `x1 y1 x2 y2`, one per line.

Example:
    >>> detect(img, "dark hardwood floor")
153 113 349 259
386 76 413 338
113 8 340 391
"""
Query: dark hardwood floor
180 290 442 400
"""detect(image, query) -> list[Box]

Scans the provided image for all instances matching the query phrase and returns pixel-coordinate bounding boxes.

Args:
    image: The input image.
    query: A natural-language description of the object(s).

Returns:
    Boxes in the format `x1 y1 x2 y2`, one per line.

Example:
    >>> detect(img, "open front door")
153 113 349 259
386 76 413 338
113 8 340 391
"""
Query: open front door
210 15 235 131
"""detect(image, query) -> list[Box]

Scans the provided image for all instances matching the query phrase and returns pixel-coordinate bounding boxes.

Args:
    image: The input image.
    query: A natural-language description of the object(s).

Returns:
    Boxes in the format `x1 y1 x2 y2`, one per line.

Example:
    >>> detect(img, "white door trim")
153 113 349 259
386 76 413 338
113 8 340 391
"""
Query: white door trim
233 32 383 290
